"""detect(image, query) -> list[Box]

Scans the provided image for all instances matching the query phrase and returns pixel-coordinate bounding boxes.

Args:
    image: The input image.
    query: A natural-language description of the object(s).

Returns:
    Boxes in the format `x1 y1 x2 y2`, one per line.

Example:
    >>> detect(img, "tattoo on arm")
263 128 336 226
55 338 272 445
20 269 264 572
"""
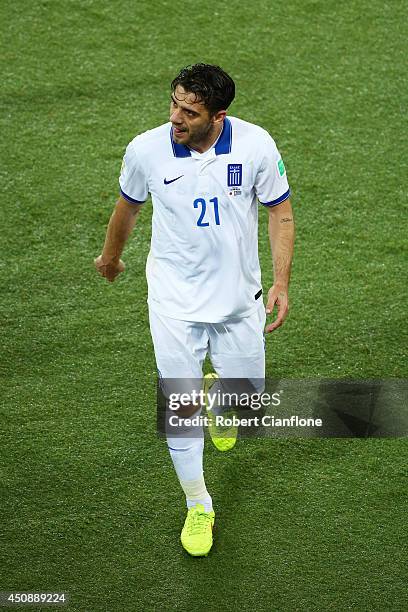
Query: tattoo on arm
270 227 294 280
268 209 295 284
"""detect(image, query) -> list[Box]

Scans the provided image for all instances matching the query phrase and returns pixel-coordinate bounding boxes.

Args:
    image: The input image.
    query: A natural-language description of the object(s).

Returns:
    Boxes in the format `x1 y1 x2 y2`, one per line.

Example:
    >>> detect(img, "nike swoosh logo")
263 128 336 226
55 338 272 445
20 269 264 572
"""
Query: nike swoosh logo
164 175 184 185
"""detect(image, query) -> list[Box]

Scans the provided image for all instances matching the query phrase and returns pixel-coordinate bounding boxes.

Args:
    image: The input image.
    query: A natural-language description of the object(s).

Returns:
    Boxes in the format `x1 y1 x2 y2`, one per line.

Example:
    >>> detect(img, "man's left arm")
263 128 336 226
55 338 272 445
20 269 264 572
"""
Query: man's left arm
265 197 295 333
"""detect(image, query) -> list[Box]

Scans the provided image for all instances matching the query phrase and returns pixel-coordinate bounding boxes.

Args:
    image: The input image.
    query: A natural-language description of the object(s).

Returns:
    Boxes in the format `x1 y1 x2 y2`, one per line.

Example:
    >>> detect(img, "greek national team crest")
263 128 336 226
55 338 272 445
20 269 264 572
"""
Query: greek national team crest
227 164 242 187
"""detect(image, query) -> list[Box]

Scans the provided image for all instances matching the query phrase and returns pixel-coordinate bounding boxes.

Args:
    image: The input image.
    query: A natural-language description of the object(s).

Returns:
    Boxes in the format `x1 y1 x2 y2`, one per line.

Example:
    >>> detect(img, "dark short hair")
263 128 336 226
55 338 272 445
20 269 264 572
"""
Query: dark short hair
171 63 235 115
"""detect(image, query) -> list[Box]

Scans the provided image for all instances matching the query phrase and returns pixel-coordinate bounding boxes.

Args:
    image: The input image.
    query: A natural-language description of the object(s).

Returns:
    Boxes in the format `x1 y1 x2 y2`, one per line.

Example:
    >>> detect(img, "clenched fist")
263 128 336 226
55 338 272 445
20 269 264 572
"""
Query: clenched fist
94 255 125 282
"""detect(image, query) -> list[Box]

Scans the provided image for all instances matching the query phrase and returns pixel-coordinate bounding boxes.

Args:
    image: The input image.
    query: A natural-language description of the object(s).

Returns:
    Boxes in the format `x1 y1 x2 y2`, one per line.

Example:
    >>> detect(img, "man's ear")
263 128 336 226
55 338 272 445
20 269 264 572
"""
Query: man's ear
212 110 227 125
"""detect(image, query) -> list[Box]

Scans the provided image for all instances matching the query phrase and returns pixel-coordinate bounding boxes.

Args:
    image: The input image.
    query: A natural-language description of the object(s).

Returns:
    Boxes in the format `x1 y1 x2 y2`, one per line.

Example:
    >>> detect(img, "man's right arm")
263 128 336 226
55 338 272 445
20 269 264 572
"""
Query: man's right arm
94 195 143 282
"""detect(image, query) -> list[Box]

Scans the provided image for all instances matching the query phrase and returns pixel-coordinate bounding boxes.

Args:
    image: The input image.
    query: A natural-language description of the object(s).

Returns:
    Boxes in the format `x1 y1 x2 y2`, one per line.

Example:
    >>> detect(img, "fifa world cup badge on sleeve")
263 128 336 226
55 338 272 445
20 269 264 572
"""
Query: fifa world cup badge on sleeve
277 158 286 177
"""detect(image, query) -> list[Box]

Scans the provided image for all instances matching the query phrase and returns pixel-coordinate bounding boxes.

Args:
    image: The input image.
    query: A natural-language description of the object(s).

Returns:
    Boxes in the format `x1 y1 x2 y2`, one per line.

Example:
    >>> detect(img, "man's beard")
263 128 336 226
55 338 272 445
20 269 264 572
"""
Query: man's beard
185 121 215 148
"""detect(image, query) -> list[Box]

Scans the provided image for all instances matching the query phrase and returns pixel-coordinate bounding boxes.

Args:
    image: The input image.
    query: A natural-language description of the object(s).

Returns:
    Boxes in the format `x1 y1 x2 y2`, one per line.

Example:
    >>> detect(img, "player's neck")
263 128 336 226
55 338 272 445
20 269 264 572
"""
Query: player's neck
190 122 223 154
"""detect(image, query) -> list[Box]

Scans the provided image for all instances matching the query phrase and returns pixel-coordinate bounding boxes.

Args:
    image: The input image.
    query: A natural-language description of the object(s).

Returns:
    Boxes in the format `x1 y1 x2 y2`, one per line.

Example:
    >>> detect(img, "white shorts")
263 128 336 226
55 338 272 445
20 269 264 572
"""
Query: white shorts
149 302 266 380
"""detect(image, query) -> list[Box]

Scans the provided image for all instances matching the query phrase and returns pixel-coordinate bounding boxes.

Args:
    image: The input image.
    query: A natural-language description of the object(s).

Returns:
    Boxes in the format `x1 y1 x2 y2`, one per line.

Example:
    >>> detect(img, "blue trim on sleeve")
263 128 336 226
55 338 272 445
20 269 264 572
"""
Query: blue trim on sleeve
120 188 146 204
259 188 291 207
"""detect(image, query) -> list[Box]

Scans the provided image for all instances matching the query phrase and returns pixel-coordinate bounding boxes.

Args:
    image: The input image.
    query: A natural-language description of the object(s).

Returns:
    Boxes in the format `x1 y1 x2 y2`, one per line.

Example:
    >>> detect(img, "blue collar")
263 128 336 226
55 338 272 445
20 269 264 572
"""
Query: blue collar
170 117 232 158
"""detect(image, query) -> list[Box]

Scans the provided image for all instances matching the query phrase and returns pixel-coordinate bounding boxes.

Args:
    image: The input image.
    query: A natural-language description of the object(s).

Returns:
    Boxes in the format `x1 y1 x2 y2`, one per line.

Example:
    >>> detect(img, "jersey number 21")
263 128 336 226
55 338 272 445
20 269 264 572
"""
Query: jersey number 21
193 197 220 227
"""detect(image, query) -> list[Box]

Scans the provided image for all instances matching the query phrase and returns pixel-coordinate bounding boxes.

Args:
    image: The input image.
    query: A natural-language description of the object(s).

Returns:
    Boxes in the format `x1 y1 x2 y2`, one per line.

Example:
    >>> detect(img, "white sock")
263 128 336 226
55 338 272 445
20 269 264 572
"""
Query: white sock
167 436 204 481
167 406 212 510
183 475 213 512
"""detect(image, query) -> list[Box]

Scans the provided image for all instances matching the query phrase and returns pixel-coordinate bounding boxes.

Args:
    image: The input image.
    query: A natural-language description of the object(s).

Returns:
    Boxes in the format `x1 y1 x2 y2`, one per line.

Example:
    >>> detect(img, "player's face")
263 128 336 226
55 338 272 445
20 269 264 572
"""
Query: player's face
170 85 224 151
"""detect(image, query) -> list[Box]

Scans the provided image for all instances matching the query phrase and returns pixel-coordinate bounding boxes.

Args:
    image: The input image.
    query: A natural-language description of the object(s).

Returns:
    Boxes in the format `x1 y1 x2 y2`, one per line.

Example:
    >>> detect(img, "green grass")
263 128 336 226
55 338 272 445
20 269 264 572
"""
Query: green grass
1 1 407 610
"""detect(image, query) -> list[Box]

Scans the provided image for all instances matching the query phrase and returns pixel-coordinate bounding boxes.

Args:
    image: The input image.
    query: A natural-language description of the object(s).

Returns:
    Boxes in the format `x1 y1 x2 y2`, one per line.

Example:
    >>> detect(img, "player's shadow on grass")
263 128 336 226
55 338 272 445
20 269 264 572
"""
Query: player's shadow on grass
313 379 407 437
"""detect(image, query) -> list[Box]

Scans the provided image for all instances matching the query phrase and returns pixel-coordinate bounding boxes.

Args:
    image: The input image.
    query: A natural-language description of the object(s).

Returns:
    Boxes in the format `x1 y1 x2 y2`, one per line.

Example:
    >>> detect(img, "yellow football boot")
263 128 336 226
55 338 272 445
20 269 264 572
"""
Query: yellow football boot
180 504 215 556
203 373 238 452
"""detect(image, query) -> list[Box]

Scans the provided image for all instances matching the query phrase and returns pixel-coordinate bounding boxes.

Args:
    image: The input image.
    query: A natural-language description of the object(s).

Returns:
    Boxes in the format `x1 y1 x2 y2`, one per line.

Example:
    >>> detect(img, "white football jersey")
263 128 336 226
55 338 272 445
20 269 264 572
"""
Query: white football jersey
119 116 290 322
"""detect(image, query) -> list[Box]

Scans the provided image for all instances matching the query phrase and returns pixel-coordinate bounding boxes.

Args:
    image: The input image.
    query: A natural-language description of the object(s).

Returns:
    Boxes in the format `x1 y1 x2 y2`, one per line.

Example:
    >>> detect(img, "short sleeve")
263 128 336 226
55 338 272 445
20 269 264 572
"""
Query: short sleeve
119 142 149 204
255 133 290 207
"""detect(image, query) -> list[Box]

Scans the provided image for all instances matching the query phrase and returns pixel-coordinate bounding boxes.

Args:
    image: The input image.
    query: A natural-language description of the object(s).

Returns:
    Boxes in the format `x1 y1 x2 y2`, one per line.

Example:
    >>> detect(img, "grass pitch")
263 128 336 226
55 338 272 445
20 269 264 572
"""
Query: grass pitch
1 1 407 610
